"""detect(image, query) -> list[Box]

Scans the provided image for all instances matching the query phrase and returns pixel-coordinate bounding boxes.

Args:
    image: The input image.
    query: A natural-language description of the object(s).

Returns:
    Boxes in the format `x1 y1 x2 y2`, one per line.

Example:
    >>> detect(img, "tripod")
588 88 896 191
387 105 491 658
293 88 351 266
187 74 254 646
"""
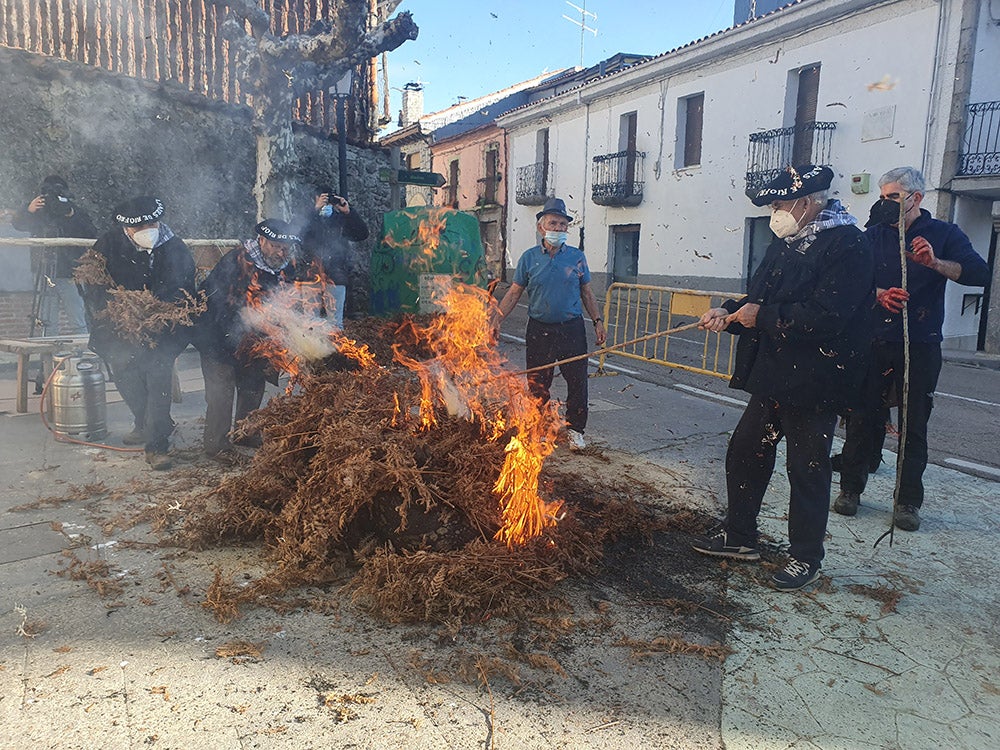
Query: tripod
29 249 58 338
28 250 59 393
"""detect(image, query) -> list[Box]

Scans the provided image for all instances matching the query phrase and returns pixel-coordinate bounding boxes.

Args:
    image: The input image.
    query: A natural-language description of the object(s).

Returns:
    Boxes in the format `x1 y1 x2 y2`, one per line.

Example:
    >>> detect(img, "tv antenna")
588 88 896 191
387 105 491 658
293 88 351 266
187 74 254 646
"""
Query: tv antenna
562 1 597 67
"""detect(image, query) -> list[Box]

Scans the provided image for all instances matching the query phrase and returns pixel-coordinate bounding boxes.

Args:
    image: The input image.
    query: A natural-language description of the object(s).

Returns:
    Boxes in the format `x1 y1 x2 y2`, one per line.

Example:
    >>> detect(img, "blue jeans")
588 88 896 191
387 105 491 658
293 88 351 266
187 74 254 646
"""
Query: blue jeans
40 278 88 335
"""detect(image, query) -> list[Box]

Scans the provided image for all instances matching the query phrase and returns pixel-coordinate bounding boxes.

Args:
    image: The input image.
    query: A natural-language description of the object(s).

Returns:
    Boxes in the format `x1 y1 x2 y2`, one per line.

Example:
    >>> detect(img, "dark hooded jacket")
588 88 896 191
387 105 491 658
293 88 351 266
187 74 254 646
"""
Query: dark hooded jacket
194 241 319 367
12 200 97 278
298 208 369 286
723 220 874 412
82 226 196 360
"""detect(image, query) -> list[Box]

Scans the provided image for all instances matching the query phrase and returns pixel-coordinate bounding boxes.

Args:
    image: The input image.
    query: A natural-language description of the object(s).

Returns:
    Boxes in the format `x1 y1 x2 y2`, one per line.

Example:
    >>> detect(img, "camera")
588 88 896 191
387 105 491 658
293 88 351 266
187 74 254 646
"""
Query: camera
41 191 74 219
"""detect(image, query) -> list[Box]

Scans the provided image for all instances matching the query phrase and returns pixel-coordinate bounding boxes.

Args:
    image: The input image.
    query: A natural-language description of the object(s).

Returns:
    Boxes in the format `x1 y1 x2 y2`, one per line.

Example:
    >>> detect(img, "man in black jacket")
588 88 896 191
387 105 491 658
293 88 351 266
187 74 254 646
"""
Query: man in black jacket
693 165 874 591
298 184 369 328
195 219 309 458
13 175 97 336
81 196 195 470
833 166 990 531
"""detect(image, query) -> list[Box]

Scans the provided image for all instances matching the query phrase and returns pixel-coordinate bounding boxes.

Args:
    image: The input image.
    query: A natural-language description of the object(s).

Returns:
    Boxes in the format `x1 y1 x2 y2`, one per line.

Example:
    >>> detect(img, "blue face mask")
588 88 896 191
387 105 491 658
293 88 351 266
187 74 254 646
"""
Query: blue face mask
544 231 568 248
319 205 334 218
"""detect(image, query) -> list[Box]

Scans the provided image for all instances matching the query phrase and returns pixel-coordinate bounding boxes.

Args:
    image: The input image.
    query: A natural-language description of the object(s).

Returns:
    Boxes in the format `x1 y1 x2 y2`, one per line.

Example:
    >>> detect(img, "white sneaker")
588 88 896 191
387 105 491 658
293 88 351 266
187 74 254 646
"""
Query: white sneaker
567 429 586 451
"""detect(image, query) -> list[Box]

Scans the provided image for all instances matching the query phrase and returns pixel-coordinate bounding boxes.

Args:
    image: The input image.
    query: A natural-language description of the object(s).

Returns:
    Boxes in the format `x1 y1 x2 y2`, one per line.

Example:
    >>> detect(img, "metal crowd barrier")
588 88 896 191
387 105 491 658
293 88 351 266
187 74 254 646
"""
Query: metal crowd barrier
597 283 743 380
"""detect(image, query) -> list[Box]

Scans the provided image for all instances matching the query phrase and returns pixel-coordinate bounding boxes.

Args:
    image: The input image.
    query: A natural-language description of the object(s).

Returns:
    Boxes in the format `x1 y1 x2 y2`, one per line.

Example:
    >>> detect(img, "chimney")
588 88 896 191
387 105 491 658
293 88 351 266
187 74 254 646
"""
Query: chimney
400 82 424 127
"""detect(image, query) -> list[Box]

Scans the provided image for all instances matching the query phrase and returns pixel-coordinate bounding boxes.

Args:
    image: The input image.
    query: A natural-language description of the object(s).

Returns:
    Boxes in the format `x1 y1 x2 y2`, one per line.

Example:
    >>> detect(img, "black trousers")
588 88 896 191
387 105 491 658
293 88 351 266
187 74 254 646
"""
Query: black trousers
726 395 837 567
840 341 941 507
107 349 177 454
200 355 266 454
525 316 589 433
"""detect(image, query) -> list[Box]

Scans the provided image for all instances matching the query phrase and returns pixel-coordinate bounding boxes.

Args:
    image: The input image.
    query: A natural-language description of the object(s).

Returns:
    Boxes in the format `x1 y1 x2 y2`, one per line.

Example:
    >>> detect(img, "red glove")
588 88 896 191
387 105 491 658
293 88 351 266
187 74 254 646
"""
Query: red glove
876 287 909 313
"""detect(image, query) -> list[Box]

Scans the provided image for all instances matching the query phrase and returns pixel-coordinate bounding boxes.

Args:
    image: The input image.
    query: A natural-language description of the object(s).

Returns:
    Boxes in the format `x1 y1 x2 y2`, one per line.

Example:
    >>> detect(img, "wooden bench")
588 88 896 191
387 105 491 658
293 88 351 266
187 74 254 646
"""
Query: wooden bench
0 339 69 413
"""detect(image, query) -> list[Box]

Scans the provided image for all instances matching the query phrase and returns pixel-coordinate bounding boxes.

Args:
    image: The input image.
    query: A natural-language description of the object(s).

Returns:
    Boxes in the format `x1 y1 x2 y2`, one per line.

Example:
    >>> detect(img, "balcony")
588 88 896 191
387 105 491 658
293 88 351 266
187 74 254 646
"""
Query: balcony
515 162 552 205
745 122 836 194
476 174 502 207
958 101 1000 176
591 150 645 207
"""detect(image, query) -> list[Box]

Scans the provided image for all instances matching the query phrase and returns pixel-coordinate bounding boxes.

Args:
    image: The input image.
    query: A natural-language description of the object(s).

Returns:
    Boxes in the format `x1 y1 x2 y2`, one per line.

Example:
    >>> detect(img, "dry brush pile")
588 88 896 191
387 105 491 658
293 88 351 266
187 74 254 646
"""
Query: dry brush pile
177 317 669 626
74 249 206 347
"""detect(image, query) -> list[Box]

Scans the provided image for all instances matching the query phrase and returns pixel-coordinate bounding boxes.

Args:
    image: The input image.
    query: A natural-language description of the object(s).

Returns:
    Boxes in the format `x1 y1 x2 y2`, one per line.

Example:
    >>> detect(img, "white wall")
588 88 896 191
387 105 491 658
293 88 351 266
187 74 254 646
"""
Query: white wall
506 0 946 289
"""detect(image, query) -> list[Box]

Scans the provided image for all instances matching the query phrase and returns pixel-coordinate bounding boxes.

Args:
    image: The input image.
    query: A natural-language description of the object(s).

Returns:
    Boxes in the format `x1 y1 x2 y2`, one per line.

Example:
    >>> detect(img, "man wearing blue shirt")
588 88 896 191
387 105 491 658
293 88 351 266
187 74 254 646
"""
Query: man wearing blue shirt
833 167 990 530
492 198 606 451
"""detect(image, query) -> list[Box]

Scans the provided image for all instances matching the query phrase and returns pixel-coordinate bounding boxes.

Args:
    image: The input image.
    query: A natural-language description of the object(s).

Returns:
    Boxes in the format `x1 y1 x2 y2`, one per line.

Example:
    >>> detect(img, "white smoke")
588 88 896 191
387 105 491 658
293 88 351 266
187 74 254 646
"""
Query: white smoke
238 283 339 362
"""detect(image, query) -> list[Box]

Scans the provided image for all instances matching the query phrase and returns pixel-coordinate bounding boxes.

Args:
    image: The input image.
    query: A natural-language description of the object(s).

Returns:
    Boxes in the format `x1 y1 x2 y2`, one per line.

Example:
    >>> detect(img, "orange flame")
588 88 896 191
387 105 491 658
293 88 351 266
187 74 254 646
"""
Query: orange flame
238 258 375 382
396 278 564 547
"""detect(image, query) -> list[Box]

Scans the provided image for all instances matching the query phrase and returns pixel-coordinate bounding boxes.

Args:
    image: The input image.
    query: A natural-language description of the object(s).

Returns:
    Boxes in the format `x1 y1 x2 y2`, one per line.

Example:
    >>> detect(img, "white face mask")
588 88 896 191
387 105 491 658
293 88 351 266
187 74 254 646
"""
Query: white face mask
130 227 159 250
544 230 568 248
769 201 802 239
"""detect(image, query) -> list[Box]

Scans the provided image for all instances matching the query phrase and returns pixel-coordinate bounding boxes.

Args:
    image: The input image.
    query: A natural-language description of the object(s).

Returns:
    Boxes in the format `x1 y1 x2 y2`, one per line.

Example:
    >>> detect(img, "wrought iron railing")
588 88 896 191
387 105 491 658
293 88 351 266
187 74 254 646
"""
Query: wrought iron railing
514 162 552 205
476 174 502 206
592 150 644 206
958 101 1000 176
745 122 836 194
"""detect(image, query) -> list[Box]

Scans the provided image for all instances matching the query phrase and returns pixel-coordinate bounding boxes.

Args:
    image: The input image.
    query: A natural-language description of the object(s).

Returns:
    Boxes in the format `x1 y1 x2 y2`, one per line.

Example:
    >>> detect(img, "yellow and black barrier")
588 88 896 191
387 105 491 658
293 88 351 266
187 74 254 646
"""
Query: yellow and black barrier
597 283 742 380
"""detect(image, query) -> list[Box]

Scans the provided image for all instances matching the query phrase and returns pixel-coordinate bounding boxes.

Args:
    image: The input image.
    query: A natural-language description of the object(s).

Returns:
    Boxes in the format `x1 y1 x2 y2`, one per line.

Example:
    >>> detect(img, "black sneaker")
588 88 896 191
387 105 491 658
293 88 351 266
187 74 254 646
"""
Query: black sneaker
893 505 921 531
772 558 821 591
692 531 761 561
832 491 860 516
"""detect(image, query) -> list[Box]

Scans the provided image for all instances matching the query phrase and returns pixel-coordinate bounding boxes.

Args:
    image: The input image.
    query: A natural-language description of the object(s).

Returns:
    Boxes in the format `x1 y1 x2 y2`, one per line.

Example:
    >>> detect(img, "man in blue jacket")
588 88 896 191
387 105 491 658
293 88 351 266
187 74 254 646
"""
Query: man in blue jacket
833 167 990 531
693 165 874 591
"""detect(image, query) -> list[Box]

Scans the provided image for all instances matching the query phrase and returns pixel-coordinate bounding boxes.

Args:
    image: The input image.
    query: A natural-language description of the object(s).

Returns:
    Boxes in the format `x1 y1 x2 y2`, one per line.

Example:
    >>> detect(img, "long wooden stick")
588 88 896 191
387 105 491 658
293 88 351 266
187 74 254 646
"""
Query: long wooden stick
510 320 704 377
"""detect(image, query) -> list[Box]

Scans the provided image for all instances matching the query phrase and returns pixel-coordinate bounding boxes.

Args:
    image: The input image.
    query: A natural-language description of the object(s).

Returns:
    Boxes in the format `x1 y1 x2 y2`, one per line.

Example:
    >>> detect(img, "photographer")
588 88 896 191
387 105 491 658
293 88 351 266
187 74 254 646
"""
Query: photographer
298 184 369 328
12 175 97 336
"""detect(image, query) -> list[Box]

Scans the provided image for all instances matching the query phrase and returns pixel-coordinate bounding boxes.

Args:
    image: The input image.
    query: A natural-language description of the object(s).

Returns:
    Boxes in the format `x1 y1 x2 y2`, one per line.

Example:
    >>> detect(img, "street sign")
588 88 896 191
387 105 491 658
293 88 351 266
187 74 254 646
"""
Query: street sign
393 169 447 188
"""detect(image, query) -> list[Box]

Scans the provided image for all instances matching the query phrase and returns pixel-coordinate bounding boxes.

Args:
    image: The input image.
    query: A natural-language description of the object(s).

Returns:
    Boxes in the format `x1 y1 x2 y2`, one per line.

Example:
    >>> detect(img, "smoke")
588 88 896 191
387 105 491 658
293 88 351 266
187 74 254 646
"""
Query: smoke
238 283 340 362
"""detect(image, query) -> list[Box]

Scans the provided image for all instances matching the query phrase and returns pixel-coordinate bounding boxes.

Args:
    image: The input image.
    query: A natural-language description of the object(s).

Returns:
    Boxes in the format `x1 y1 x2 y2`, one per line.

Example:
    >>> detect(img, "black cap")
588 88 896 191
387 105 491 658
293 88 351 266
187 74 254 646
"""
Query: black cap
254 218 300 244
314 184 335 196
114 196 165 225
535 197 573 221
749 165 834 206
41 175 68 191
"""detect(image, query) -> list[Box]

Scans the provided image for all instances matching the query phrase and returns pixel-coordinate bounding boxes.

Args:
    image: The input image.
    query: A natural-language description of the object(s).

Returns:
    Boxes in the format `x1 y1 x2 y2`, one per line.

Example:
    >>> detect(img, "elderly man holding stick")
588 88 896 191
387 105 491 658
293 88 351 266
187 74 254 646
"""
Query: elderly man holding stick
692 165 874 591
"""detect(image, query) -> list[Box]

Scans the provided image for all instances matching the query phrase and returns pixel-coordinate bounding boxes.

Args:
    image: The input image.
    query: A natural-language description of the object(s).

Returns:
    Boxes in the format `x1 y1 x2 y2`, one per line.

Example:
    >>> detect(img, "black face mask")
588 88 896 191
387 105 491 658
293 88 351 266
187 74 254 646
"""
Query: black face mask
866 197 907 228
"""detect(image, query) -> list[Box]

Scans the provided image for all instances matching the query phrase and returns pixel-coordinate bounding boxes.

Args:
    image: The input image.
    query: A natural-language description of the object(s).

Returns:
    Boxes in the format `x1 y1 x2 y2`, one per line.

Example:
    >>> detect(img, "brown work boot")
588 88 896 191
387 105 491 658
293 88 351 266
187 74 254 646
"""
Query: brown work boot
122 428 146 446
893 505 921 531
145 452 173 471
832 491 860 516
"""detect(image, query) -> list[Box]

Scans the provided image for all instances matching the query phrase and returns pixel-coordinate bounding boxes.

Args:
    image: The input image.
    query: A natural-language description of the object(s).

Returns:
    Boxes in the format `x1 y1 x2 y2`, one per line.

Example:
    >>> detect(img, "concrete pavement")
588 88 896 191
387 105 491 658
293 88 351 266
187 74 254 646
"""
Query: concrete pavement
0 340 998 749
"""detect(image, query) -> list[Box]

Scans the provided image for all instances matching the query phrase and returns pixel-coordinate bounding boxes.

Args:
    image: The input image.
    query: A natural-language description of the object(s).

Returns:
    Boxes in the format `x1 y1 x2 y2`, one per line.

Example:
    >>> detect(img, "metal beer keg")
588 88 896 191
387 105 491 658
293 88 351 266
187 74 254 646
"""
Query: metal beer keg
47 352 108 441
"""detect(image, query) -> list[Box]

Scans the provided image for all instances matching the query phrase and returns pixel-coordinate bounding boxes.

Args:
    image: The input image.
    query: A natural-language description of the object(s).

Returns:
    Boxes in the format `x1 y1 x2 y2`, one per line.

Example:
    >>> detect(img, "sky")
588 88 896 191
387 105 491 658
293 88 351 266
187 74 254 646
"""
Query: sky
382 0 738 127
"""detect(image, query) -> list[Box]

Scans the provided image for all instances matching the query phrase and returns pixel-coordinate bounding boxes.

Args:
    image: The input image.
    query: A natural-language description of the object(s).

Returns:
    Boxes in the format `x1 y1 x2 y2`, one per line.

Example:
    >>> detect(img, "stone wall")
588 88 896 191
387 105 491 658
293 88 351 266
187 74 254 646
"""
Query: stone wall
0 46 391 336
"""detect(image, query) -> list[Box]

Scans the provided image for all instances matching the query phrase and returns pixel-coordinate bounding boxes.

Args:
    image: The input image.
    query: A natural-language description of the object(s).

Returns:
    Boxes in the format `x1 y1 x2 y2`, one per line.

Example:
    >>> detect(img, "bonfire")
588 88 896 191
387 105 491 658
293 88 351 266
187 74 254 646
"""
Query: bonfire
181 276 662 625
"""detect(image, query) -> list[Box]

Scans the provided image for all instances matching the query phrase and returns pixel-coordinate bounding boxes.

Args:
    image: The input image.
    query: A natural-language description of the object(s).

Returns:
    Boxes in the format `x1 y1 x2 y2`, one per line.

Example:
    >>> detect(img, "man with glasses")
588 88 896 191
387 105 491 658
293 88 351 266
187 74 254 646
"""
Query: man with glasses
832 166 990 530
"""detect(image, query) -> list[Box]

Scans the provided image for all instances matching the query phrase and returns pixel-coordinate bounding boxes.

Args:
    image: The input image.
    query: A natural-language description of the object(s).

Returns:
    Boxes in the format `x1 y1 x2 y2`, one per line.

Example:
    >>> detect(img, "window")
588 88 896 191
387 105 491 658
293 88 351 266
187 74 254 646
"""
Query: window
676 93 704 168
791 64 820 164
483 143 500 204
619 111 638 188
447 159 460 207
536 128 550 193
611 224 640 283
406 151 421 170
744 216 774 289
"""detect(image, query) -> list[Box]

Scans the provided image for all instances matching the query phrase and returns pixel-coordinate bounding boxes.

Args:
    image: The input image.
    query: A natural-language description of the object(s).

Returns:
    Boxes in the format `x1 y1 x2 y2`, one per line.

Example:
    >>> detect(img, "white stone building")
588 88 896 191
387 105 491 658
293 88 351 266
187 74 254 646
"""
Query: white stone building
497 0 1000 352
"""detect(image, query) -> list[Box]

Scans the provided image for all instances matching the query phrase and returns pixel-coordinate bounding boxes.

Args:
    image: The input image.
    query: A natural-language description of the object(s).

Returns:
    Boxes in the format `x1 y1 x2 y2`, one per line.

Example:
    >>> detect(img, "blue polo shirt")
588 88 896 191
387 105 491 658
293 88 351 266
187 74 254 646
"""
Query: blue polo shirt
513 244 591 324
